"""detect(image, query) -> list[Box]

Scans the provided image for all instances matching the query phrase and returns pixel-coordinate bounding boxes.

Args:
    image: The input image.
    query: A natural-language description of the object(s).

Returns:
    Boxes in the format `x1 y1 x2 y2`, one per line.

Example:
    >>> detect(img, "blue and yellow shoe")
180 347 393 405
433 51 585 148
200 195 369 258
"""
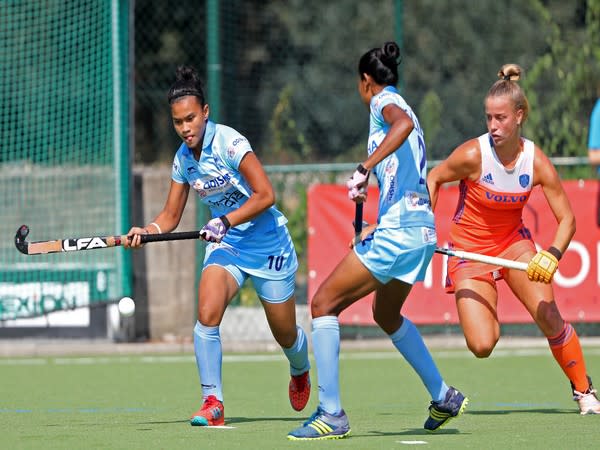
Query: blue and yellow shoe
424 386 468 432
287 407 351 440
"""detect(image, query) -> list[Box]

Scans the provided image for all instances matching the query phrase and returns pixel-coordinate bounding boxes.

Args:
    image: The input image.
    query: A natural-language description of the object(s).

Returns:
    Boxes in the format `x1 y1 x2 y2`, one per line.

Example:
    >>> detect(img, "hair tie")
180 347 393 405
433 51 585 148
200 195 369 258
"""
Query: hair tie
503 75 511 81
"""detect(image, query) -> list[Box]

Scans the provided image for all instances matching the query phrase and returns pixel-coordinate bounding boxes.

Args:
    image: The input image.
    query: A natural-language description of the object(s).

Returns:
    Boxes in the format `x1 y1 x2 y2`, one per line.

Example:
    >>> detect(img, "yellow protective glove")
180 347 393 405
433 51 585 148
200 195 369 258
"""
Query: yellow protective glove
527 250 559 283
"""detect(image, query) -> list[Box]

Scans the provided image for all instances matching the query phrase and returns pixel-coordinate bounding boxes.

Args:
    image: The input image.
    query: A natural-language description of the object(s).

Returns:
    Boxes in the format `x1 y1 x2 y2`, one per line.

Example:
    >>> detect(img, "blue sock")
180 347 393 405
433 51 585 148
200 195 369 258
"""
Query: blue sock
312 316 342 414
282 326 311 376
193 321 223 402
389 317 448 402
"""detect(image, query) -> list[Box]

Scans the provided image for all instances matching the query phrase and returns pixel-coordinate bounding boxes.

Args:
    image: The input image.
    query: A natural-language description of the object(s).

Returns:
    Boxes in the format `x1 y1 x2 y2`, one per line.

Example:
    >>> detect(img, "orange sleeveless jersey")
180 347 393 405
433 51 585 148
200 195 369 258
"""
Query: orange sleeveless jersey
445 133 536 291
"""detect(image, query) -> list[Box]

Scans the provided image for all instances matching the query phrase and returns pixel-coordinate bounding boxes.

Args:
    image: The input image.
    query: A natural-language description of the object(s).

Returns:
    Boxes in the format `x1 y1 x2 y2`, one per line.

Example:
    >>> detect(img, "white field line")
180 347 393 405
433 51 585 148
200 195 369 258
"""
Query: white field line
1 347 600 366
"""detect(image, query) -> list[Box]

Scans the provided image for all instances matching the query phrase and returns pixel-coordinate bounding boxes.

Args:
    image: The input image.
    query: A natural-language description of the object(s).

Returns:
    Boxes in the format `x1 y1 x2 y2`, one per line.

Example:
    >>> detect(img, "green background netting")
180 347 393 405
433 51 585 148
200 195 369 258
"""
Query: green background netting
0 0 130 320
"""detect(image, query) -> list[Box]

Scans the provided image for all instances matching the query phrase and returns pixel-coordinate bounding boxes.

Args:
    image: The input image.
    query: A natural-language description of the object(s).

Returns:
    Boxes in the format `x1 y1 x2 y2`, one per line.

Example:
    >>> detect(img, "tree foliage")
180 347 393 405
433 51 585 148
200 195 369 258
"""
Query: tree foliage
133 0 600 164
522 0 600 158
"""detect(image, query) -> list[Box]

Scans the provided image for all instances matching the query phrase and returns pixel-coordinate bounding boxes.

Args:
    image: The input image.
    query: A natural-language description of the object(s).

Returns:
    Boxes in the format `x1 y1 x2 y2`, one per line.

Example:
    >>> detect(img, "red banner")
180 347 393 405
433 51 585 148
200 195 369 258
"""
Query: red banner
307 180 600 325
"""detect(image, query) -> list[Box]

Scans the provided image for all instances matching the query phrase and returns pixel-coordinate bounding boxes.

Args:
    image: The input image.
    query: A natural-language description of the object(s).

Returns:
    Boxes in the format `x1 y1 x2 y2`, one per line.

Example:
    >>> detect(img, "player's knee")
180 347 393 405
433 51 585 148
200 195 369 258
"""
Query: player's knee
270 324 298 348
273 331 296 348
372 310 399 333
535 300 564 336
197 306 222 327
466 339 497 358
310 294 340 318
310 298 330 318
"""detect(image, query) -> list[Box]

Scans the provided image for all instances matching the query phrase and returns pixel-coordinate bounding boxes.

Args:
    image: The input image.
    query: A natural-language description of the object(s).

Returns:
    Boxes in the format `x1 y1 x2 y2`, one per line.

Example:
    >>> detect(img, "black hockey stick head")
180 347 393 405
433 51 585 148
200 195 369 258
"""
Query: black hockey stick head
15 224 30 254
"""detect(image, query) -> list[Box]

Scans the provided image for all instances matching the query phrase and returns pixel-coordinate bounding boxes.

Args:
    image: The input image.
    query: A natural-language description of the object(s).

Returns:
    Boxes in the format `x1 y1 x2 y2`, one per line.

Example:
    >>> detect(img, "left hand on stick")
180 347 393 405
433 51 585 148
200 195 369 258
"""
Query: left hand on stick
125 226 147 249
349 222 374 249
526 250 559 283
200 216 230 243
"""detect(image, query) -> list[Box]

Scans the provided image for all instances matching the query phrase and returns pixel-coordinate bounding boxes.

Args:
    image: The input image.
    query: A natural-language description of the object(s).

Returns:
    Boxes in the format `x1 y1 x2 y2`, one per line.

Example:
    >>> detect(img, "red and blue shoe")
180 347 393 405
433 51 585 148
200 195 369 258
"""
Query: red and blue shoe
289 371 311 411
190 395 224 426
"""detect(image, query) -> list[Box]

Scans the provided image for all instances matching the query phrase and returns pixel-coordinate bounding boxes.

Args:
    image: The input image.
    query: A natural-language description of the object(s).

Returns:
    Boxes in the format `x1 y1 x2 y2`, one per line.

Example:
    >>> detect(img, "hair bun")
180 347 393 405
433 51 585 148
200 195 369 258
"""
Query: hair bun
381 41 401 64
176 65 199 82
497 64 522 82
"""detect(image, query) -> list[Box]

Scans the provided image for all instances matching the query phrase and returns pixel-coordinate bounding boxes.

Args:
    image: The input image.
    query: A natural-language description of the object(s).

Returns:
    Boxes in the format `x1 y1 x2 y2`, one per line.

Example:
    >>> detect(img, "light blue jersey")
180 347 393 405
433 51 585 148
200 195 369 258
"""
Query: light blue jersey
355 87 436 284
171 121 298 282
368 86 434 229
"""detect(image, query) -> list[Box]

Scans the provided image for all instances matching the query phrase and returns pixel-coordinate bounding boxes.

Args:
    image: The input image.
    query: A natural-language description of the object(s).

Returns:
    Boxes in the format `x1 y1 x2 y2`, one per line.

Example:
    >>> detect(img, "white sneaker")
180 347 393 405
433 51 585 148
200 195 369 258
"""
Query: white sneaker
573 388 600 415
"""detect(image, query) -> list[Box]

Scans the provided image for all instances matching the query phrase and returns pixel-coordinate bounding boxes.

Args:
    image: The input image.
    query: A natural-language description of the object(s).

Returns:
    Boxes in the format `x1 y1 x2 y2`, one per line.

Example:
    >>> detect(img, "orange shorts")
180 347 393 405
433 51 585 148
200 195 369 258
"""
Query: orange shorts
444 239 535 293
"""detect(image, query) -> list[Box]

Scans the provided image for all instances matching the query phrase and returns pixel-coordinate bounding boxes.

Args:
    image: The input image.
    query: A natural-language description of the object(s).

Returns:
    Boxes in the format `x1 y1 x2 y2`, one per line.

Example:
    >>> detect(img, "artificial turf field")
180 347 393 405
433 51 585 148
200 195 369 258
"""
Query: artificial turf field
2 344 600 449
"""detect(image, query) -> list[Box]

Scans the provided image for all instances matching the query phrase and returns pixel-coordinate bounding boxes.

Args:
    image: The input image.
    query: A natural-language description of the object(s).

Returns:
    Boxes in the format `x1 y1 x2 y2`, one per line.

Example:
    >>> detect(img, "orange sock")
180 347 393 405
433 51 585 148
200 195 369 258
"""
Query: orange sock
547 322 590 393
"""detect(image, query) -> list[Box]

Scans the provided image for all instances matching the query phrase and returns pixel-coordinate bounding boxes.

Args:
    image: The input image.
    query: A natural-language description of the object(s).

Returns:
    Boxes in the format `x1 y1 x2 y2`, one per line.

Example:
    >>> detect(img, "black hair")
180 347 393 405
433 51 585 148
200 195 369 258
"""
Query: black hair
358 41 402 86
167 65 206 105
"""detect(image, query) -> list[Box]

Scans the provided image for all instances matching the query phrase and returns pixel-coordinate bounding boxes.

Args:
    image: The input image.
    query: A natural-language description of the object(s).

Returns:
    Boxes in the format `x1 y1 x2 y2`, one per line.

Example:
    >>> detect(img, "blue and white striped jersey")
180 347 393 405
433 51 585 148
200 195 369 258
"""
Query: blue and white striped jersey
171 121 292 255
367 86 435 229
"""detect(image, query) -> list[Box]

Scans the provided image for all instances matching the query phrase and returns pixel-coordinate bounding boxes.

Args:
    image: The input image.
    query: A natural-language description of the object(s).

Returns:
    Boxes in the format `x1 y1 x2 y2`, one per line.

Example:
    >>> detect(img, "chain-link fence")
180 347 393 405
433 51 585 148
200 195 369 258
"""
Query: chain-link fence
132 1 598 339
134 0 600 166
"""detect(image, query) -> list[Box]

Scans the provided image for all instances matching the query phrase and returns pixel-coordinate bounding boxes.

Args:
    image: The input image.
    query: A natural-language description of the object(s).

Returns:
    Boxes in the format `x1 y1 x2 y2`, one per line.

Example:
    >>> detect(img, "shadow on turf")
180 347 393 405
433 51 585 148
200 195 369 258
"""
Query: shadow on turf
223 416 302 425
367 428 464 436
139 416 301 425
468 408 575 415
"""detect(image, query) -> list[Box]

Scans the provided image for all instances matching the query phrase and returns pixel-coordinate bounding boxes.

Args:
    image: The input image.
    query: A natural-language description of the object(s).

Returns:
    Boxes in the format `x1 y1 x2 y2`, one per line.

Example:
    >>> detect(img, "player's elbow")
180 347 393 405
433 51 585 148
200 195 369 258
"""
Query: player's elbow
563 213 576 239
261 189 276 209
252 189 276 213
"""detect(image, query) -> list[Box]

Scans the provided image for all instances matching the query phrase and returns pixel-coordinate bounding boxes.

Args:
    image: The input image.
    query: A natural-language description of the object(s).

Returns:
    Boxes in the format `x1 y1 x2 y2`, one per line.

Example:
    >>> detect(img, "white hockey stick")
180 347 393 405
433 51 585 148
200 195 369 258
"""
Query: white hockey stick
348 213 527 272
434 247 528 271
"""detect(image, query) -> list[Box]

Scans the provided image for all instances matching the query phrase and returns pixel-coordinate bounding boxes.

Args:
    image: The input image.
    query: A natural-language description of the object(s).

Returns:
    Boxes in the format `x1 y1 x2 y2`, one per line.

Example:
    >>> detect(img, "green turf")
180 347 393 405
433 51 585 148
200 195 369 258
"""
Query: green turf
2 345 599 449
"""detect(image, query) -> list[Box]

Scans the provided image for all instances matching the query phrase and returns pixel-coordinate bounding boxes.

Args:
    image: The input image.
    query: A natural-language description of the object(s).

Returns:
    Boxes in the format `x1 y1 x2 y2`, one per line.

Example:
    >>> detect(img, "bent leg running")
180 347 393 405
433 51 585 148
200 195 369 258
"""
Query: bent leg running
376 280 467 430
505 266 597 409
312 250 378 412
375 280 449 401
455 278 500 358
191 264 241 425
257 274 311 411
288 251 376 440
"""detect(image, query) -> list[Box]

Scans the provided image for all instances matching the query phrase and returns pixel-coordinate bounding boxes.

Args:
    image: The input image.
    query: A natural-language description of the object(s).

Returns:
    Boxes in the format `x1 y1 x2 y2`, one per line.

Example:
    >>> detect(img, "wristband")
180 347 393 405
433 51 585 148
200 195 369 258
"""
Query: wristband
219 215 231 230
149 222 162 234
356 163 369 175
547 246 562 261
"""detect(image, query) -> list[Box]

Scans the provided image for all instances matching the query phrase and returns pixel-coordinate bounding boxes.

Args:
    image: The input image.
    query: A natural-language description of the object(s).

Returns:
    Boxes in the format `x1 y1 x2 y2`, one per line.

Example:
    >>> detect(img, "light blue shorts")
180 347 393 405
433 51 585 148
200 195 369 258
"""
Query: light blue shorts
354 226 436 285
203 244 296 303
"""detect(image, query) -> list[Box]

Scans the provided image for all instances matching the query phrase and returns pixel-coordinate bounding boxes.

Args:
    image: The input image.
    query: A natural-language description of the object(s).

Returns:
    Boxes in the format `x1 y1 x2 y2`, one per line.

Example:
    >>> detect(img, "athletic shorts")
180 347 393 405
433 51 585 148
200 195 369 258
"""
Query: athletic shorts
444 239 534 293
354 226 436 285
203 243 296 303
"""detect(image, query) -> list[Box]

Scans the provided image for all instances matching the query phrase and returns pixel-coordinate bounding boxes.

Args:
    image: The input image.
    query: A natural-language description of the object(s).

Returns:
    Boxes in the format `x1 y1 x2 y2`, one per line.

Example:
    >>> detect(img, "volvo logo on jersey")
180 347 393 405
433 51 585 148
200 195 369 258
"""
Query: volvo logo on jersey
484 192 528 203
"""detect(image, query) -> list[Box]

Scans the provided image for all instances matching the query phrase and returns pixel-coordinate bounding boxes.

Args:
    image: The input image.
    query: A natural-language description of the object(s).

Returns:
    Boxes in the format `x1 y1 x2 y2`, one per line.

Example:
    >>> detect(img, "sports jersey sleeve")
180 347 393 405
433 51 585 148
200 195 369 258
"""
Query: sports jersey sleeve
374 90 398 114
171 149 187 184
218 130 253 171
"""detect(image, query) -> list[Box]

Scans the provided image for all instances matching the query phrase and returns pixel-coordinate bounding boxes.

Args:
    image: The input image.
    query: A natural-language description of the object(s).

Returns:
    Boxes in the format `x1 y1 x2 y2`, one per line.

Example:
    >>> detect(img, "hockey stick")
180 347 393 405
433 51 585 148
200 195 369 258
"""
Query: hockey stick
14 224 202 255
354 202 363 237
346 212 526 271
434 247 528 271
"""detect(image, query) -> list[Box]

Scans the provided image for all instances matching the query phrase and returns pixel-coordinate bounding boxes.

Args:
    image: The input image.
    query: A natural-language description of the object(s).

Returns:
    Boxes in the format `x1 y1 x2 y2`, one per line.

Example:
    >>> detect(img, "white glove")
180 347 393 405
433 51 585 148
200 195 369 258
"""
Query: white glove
200 216 231 243
346 163 370 200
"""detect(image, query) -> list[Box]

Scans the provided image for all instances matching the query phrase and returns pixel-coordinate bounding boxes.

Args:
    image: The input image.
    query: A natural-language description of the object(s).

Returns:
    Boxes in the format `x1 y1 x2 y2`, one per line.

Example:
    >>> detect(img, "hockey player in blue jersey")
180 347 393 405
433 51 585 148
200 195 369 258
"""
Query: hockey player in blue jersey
288 42 467 440
126 65 310 426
